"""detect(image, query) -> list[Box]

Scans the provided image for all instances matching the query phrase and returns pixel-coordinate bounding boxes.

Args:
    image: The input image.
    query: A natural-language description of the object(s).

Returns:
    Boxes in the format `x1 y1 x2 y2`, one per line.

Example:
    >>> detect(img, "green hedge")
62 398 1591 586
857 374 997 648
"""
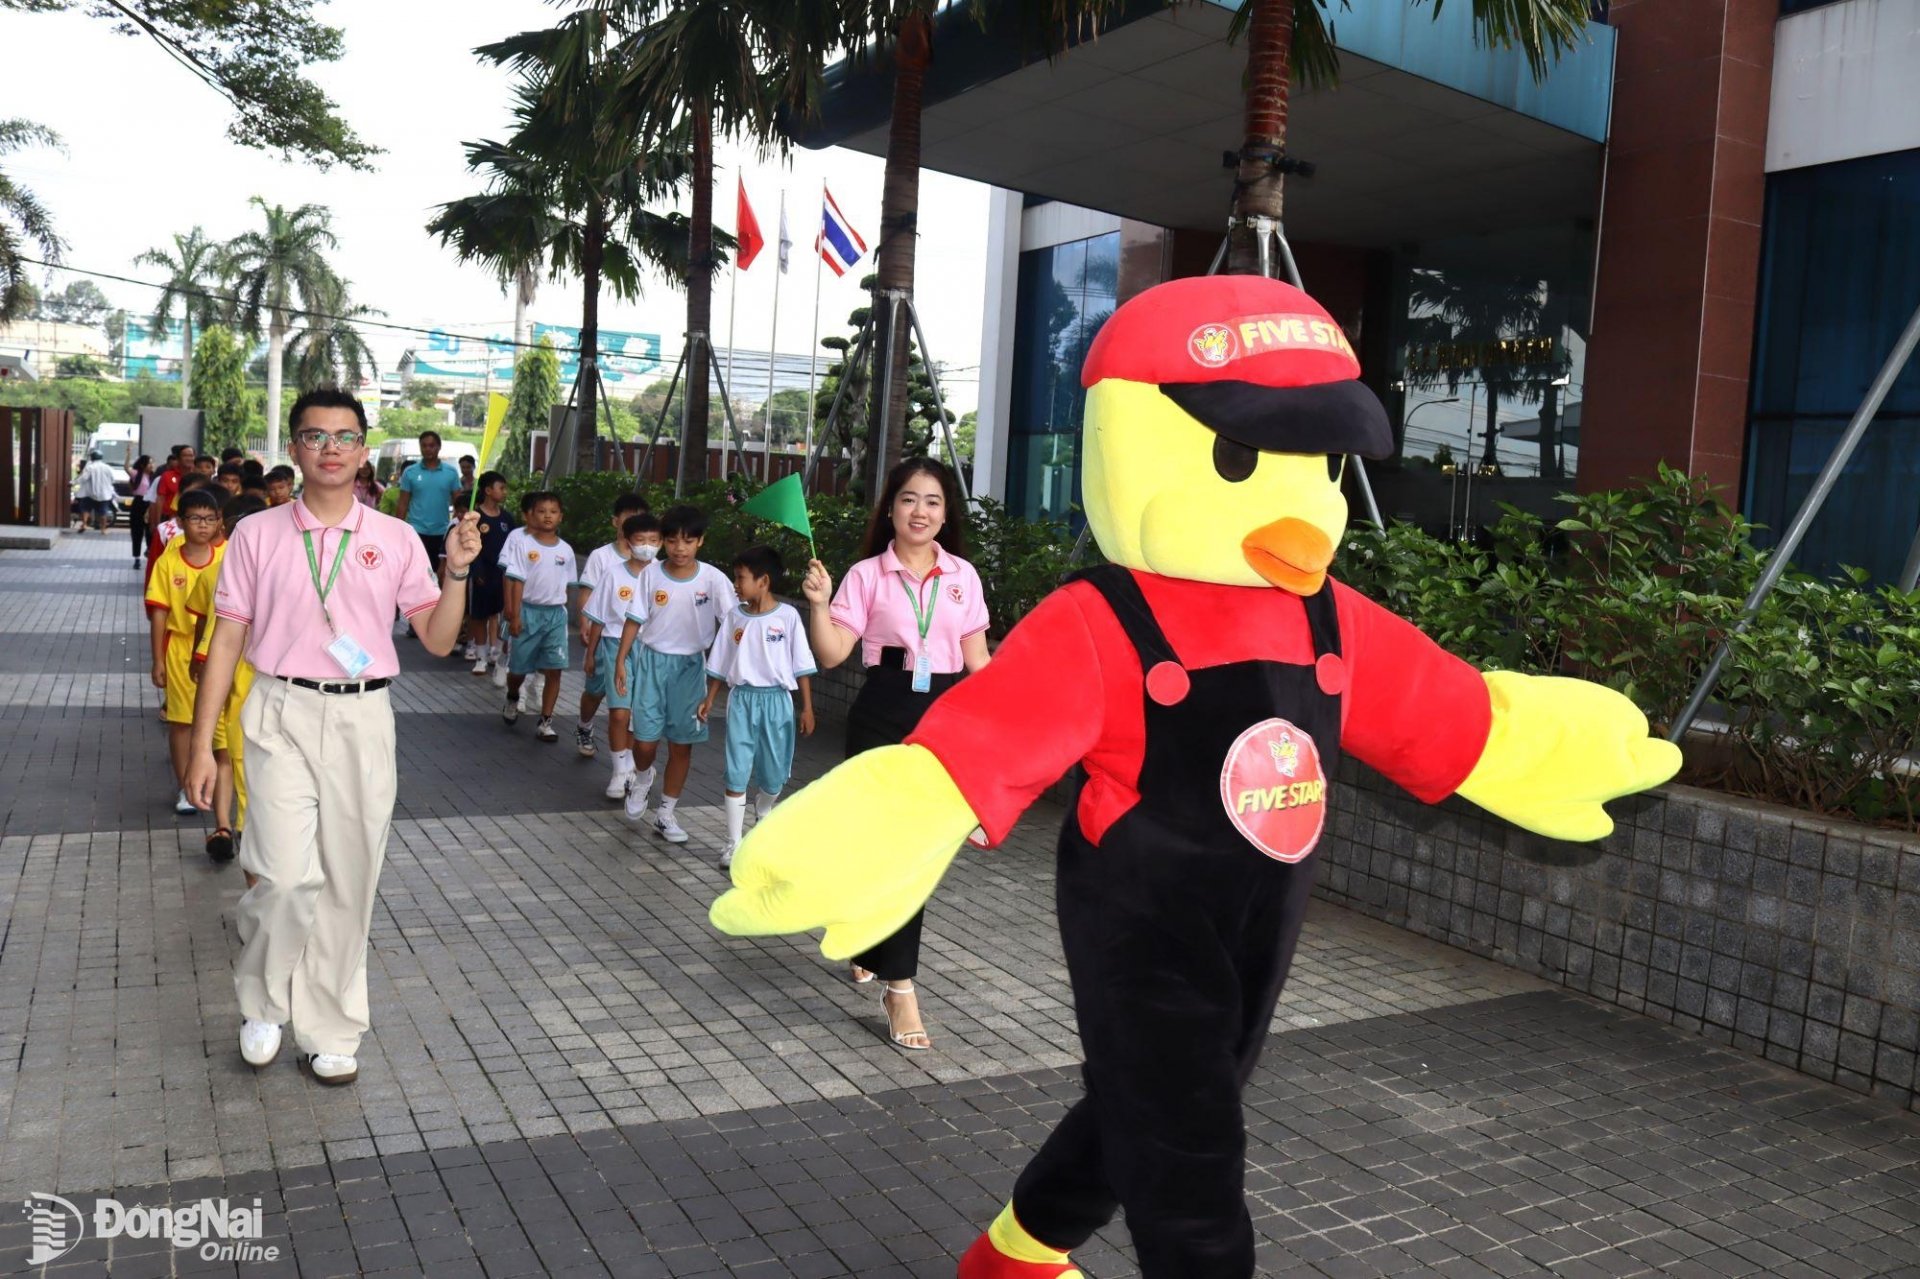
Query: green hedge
1338 465 1920 829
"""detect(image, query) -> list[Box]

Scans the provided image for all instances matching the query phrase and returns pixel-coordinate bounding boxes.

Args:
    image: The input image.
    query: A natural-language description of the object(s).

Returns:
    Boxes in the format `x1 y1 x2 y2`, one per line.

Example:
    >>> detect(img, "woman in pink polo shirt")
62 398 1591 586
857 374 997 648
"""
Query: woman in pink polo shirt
801 457 990 1050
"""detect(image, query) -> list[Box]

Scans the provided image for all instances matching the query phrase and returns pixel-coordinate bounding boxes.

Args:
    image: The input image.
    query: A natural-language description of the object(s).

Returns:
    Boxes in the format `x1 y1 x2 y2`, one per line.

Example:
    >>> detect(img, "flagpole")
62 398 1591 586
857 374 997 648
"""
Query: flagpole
764 188 787 486
722 232 739 484
805 180 825 494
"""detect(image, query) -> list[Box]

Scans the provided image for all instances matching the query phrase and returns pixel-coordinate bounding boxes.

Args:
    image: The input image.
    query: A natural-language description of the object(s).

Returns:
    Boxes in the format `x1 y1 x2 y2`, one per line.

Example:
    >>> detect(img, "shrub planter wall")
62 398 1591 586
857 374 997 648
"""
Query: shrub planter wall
1318 759 1920 1112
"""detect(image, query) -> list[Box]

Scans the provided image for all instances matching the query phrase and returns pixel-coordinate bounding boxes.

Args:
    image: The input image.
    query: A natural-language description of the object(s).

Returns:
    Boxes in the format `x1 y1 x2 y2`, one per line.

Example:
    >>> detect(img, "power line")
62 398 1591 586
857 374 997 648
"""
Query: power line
19 258 586 356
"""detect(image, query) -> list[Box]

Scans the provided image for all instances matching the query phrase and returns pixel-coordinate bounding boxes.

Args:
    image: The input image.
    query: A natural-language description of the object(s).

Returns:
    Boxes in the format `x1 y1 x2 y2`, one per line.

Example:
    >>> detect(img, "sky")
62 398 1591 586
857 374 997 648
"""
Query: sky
0 0 993 410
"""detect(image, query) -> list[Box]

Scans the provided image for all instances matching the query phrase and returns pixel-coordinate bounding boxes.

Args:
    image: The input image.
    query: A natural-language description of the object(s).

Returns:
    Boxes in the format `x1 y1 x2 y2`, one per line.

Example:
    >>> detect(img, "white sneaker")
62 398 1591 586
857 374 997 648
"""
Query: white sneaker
239 1019 282 1068
721 842 737 870
490 657 508 689
604 769 634 801
575 723 596 756
463 641 479 661
302 1053 358 1086
471 656 490 676
502 695 520 725
654 810 689 844
174 789 197 816
624 770 655 821
535 717 559 743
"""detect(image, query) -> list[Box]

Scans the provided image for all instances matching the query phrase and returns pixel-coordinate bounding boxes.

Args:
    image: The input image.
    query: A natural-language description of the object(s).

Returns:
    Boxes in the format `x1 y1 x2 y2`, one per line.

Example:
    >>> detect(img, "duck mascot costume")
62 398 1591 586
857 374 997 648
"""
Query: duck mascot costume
711 275 1681 1279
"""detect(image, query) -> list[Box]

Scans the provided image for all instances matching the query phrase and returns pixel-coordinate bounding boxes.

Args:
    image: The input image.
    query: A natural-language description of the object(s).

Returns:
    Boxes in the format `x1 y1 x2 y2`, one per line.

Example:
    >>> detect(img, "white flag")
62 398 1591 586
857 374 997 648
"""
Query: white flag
777 202 791 274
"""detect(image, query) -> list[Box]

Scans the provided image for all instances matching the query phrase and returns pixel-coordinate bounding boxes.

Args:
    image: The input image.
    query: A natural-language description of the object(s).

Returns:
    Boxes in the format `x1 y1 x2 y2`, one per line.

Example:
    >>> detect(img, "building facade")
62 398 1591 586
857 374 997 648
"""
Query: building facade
804 0 1920 582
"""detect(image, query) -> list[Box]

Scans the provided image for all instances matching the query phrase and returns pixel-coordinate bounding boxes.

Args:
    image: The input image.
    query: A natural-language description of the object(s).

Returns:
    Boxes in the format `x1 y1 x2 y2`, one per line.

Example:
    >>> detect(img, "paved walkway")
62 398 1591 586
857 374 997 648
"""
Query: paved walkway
3 530 1919 1278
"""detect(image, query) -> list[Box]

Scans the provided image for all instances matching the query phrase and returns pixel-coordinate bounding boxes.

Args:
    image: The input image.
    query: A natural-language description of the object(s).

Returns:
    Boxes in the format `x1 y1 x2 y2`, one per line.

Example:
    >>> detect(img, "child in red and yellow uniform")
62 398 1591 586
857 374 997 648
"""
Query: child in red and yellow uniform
187 495 267 865
146 488 225 817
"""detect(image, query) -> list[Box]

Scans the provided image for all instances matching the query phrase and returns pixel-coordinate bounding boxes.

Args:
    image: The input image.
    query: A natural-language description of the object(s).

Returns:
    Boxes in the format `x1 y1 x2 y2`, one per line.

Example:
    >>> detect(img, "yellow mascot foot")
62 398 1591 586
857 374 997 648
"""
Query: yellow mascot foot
957 1204 1083 1278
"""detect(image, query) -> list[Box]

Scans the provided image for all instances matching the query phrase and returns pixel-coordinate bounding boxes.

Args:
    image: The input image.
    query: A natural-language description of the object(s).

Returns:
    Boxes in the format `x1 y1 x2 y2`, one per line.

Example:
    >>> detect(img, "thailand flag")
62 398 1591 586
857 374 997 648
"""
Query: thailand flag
818 188 868 278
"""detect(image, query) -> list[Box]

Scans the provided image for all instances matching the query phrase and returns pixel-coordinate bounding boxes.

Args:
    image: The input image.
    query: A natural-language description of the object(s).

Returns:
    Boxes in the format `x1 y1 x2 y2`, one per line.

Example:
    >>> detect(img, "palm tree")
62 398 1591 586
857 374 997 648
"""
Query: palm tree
221 199 341 460
1225 0 1591 272
453 16 704 472
286 272 382 394
133 227 222 407
603 0 850 493
0 120 64 323
1406 268 1550 471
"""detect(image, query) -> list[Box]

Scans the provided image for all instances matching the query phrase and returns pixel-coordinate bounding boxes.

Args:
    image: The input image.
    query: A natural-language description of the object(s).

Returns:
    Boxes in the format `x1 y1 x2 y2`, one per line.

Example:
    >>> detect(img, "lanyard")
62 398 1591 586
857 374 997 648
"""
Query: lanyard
302 528 353 633
898 570 940 644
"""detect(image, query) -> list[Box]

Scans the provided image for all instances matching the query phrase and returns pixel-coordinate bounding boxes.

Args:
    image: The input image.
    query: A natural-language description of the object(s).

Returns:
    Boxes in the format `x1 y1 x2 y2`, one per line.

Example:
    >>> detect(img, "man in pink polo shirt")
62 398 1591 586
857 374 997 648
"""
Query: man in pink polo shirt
186 388 481 1087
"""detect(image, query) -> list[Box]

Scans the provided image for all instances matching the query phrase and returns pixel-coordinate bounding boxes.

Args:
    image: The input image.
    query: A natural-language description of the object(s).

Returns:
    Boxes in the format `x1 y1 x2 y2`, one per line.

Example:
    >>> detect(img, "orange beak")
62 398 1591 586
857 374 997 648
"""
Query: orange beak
1243 517 1334 595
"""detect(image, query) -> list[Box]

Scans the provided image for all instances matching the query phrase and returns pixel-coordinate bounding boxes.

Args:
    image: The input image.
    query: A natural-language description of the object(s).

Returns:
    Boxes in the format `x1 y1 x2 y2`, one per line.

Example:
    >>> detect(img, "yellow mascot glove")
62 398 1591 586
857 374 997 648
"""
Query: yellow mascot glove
710 744 980 960
1453 671 1683 841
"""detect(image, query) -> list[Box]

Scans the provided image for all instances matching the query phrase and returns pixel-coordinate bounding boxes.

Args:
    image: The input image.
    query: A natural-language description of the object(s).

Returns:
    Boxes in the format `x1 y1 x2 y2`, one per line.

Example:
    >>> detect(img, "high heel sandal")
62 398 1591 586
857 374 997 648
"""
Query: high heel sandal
882 981 931 1051
850 964 875 984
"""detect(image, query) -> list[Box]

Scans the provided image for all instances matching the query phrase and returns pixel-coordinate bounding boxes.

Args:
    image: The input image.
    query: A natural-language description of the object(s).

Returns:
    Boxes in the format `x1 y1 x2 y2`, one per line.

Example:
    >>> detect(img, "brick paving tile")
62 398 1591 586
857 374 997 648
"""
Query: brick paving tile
4 533 1920 1277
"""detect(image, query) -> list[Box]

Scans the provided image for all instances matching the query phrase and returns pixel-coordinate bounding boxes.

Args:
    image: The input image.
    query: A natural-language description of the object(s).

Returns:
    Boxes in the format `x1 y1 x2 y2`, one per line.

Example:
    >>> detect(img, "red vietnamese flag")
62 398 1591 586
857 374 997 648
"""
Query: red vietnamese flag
735 177 764 271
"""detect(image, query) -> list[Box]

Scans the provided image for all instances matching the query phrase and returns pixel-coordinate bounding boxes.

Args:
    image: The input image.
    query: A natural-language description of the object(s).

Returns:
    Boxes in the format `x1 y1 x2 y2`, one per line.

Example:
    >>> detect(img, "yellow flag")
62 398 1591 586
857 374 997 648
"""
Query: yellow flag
477 393 509 470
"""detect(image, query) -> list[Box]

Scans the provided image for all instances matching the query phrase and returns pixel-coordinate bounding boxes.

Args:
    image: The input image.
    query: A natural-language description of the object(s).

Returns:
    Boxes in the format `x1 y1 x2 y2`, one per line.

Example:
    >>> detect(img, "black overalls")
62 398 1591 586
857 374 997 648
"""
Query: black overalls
1012 566 1345 1278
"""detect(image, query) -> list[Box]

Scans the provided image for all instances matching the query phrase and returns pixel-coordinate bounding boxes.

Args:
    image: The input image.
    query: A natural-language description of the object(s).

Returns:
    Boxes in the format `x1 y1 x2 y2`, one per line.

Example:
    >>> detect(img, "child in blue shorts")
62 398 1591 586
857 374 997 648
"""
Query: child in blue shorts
614 504 737 844
584 512 661 800
698 545 816 869
501 490 578 743
574 492 651 760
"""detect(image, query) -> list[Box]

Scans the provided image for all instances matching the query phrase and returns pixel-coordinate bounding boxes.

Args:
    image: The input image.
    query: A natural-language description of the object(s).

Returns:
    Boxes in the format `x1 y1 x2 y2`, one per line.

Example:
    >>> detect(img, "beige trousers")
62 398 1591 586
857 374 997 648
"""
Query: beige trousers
233 677 397 1056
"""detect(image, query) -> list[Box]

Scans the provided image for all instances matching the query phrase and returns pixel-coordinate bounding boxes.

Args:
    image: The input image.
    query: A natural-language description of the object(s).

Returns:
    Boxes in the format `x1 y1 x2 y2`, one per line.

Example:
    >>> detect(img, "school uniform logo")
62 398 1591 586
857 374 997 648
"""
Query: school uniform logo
733 627 745 645
357 545 384 570
617 586 634 602
765 624 785 642
694 590 710 605
946 584 964 604
172 574 186 588
1219 718 1327 864
653 589 670 606
528 551 541 563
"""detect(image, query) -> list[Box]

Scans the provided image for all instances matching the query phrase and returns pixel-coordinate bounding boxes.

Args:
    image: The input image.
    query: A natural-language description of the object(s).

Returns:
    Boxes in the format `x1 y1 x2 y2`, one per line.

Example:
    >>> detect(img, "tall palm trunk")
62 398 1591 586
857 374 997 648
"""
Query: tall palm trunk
577 196 605 470
1482 389 1501 468
179 319 194 409
870 7 932 493
680 105 715 494
265 309 287 460
513 265 535 349
1227 0 1295 275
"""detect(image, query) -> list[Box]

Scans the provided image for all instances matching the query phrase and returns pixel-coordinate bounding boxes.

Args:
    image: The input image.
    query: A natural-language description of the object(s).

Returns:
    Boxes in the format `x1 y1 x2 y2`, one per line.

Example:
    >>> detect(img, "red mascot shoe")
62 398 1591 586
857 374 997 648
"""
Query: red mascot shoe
957 1231 1084 1278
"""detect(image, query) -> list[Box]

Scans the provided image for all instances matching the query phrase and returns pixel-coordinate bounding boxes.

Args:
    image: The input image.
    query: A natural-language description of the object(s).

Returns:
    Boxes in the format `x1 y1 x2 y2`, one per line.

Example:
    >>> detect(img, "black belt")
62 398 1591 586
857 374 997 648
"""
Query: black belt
276 675 392 695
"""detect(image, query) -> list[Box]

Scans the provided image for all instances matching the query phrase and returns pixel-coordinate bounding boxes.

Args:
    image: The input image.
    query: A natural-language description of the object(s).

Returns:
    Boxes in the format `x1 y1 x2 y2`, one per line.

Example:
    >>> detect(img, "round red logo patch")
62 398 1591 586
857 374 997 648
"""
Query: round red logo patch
1218 717 1327 863
357 545 383 570
1188 322 1238 369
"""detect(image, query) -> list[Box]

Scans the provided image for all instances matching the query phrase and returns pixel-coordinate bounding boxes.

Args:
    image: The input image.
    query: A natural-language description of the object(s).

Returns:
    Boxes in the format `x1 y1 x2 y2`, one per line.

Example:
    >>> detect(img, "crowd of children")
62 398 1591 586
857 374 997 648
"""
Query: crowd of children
143 466 816 869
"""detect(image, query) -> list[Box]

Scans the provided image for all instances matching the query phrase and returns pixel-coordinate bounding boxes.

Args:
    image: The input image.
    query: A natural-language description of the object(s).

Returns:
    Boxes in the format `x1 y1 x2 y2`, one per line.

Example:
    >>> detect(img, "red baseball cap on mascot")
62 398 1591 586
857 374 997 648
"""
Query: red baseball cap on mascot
1082 275 1393 459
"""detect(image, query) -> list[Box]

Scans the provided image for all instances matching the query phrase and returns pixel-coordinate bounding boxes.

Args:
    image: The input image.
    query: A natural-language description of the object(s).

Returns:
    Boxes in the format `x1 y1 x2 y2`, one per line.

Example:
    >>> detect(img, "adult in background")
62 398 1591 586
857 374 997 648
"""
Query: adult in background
186 389 481 1087
353 461 383 508
456 454 477 503
127 455 155 567
75 450 118 533
800 457 989 1051
394 430 460 568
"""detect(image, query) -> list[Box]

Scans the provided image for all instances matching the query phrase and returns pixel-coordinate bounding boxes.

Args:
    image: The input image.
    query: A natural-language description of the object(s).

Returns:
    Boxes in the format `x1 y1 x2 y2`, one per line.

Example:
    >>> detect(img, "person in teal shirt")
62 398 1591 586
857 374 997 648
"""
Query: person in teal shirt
394 430 463 566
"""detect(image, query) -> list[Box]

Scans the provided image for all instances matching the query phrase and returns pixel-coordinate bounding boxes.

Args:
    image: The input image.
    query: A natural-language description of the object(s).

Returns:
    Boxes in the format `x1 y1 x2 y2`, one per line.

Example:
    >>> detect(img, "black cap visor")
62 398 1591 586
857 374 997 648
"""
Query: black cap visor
1159 379 1394 459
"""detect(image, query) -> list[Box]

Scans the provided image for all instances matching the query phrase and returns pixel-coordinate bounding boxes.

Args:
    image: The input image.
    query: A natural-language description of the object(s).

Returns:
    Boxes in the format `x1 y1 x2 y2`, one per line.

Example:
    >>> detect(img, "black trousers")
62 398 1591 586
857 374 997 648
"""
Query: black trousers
844 660 959 982
1012 819 1319 1278
129 498 149 559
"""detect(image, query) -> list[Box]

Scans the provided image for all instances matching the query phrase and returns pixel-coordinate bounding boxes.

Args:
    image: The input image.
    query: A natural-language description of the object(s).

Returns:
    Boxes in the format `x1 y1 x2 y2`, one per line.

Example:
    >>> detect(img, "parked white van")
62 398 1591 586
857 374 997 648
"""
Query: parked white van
374 437 478 484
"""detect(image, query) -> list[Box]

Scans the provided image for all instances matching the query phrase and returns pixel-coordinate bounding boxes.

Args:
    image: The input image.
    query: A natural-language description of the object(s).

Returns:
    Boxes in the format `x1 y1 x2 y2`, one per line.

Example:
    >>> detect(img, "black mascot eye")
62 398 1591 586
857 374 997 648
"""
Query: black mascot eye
1326 455 1346 483
1212 437 1258 483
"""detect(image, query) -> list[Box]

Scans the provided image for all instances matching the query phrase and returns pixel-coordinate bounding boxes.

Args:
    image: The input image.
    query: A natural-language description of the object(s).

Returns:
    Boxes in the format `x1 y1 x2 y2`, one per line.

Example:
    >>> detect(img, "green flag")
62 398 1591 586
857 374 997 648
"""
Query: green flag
742 473 814 555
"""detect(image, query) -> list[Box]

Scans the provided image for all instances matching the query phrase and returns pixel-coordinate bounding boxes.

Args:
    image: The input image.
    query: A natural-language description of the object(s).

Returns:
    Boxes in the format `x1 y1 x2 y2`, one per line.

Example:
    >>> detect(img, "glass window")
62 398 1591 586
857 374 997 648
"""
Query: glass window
1745 149 1920 583
1007 230 1120 523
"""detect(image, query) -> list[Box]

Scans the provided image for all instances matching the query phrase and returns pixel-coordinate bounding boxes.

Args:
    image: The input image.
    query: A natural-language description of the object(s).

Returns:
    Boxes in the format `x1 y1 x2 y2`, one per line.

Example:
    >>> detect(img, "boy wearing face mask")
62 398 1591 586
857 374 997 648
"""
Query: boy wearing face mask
586 512 663 800
576 494 652 758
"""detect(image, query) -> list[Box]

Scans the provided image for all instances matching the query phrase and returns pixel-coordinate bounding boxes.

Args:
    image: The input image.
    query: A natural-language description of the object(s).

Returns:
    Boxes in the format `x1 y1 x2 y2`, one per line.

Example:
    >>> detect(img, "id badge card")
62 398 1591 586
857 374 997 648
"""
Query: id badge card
326 631 374 679
911 645 932 694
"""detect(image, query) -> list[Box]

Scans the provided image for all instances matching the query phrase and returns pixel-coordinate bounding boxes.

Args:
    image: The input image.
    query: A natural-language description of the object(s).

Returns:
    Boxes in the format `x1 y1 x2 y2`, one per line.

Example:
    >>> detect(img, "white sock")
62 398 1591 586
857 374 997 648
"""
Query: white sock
633 765 655 795
614 749 634 772
754 791 777 820
725 794 746 845
660 795 678 818
578 716 593 731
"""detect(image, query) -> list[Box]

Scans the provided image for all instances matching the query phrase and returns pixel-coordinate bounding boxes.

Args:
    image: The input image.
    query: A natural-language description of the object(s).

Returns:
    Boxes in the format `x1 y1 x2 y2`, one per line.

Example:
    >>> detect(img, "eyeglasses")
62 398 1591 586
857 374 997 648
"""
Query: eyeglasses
295 430 364 452
182 514 222 526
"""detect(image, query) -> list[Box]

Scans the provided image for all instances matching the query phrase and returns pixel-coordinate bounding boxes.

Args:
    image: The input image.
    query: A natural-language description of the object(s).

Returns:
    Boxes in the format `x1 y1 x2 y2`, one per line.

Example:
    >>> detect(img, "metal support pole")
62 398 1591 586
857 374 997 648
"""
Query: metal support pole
1900 520 1920 595
706 333 747 492
545 361 586 482
904 298 971 503
1669 295 1920 742
872 288 907 500
635 341 691 491
805 322 873 492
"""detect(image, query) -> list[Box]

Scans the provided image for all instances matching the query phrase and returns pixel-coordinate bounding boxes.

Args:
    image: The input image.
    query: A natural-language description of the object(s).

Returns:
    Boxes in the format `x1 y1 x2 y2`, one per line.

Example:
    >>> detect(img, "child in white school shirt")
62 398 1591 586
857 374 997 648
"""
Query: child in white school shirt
698 545 816 868
613 504 736 844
